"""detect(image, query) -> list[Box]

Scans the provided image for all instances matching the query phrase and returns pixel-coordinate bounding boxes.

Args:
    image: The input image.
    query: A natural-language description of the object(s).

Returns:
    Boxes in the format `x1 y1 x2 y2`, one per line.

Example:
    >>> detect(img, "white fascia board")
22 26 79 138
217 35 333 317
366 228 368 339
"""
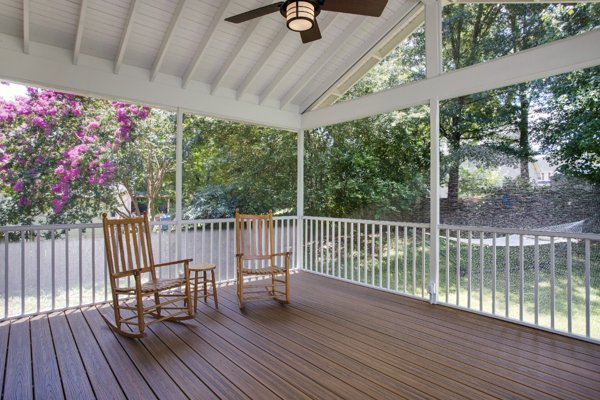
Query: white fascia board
301 28 600 130
0 34 301 131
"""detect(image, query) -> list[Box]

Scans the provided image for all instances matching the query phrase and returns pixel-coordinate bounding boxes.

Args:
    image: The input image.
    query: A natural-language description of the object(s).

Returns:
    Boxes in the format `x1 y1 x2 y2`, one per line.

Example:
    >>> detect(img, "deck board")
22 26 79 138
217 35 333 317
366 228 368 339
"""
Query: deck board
30 315 64 399
2 272 599 400
3 318 32 400
48 311 96 399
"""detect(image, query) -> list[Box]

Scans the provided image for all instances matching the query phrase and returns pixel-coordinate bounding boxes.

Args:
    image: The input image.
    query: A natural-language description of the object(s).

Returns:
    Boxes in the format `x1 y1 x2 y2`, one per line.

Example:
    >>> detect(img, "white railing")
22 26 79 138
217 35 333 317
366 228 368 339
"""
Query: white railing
303 217 431 300
0 216 297 320
2 215 598 342
301 217 599 342
438 225 600 341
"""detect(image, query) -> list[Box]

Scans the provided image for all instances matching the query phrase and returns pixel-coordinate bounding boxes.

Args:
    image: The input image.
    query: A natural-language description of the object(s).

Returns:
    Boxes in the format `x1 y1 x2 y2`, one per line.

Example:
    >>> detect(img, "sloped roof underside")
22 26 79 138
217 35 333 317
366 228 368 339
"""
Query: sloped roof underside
0 0 597 131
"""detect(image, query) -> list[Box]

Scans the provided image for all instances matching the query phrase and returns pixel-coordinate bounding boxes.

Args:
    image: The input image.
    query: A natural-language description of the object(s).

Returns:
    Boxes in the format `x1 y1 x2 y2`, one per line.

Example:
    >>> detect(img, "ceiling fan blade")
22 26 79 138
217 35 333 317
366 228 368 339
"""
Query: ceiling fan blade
300 19 322 43
321 0 388 17
224 2 283 24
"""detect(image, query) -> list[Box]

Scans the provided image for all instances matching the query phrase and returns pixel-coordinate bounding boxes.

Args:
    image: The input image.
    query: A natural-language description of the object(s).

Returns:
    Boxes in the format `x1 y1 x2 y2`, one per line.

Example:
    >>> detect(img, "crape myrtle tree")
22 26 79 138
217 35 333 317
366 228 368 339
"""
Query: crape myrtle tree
0 84 150 225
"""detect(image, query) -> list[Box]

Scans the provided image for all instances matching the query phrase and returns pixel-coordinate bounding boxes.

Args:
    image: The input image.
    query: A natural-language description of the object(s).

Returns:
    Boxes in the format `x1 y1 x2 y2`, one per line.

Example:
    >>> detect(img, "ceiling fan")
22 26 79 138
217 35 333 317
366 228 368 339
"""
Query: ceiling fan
224 0 389 44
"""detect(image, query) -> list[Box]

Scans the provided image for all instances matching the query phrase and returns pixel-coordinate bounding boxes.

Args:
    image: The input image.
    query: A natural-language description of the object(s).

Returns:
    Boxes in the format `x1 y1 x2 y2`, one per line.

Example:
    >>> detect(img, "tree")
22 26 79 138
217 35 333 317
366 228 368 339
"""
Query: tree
182 115 297 217
536 67 600 184
112 109 176 219
0 85 149 224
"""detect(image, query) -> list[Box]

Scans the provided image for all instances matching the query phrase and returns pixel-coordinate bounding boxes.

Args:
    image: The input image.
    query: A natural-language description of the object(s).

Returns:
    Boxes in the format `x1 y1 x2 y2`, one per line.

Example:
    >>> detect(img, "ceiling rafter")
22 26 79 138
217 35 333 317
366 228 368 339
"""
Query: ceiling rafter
279 17 367 109
22 0 29 54
258 13 338 106
182 0 233 89
210 0 274 95
114 0 140 75
73 0 88 65
302 2 424 111
150 0 188 82
235 24 290 100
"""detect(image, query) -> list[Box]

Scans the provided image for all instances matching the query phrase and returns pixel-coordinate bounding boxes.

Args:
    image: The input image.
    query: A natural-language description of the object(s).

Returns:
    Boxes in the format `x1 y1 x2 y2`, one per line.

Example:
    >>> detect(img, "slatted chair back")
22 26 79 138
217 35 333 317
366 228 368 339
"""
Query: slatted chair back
102 212 157 281
235 210 276 268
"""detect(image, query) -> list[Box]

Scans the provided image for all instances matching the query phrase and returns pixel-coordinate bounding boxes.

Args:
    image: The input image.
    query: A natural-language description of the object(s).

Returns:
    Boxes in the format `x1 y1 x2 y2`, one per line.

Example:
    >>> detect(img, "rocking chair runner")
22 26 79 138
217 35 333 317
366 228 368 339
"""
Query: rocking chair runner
102 213 194 338
235 209 291 309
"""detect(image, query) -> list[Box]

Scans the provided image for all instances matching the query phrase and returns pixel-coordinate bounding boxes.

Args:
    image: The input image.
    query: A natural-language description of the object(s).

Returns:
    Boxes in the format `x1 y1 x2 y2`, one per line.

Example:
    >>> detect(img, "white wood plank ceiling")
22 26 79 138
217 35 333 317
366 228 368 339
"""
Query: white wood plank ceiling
0 0 597 130
0 0 421 122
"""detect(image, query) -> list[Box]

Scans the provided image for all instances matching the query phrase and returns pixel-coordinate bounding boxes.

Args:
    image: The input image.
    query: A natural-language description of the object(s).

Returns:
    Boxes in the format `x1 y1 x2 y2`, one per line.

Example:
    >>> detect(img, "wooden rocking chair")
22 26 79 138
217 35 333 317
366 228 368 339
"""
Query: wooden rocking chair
235 209 291 309
102 213 194 338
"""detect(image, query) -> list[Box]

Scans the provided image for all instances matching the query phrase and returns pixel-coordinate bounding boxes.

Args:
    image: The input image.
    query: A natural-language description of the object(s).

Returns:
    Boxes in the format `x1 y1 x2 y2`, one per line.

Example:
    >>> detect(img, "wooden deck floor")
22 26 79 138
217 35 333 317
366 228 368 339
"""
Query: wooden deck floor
1 271 600 399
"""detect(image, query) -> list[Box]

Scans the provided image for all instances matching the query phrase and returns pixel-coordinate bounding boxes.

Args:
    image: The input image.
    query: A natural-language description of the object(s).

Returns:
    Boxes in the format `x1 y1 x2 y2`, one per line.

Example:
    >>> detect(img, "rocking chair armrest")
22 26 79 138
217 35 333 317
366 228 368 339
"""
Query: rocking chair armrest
154 259 192 269
113 268 150 278
271 252 292 257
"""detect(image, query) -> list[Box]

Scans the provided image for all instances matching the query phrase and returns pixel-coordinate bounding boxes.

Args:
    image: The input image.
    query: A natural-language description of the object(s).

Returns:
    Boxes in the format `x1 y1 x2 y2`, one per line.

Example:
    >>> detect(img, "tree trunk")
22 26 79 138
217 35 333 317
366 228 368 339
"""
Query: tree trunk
517 85 531 181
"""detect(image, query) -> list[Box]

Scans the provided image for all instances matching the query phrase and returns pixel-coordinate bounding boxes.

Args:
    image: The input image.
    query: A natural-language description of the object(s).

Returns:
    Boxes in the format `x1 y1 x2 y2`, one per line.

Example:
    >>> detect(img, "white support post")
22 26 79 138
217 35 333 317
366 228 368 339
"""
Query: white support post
425 0 442 304
429 98 440 304
296 130 305 270
176 108 183 260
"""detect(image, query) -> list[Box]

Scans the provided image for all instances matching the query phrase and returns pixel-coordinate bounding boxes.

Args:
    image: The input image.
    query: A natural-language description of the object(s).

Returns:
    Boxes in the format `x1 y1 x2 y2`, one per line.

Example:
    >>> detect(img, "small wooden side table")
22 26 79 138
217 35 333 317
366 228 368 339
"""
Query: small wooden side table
189 263 218 312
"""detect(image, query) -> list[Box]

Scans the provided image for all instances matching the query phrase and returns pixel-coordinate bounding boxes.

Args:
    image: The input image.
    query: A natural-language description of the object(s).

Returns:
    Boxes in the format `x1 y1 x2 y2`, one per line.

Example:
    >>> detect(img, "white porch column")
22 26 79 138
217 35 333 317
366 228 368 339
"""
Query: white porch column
425 0 442 304
296 129 305 270
175 107 183 260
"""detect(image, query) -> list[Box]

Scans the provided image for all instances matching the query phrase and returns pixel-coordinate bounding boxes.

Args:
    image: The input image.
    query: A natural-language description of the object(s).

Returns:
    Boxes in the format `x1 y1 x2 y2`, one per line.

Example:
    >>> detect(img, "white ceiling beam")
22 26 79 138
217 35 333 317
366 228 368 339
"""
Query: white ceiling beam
0 34 300 130
236 24 289 100
73 0 88 65
114 0 140 75
279 17 366 109
150 0 187 82
22 0 29 54
259 14 338 105
182 0 233 89
210 0 272 94
302 2 423 112
301 28 600 130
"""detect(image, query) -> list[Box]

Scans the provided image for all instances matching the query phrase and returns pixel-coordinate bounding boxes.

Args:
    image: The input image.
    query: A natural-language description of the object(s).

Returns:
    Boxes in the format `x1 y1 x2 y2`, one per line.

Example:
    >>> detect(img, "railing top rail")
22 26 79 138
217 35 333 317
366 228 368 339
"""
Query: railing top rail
0 215 298 232
440 224 600 241
304 216 431 229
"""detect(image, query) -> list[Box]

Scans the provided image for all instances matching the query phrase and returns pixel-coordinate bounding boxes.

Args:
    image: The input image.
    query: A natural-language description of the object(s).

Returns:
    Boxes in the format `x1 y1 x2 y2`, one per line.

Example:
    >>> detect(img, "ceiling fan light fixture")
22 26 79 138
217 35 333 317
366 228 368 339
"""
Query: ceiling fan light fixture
286 1 315 32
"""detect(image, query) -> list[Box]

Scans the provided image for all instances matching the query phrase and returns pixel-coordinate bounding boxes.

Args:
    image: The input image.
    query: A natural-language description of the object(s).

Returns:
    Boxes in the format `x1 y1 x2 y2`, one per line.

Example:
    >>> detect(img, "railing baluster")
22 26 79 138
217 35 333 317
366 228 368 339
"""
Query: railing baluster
320 220 324 274
79 228 83 306
65 229 69 308
534 235 539 325
92 228 96 304
364 223 368 284
226 222 230 281
567 238 572 333
395 226 399 292
422 228 426 298
457 230 461 306
36 231 41 313
467 230 472 309
550 236 555 329
218 222 222 282
505 234 510 318
20 233 25 315
479 232 484 312
492 232 496 315
326 220 330 275
412 227 416 295
585 239 591 337
338 221 342 279
344 222 348 279
369 223 374 286
350 222 354 281
379 223 383 288
403 226 407 293
519 234 524 321
4 233 9 318
445 228 450 303
51 230 56 310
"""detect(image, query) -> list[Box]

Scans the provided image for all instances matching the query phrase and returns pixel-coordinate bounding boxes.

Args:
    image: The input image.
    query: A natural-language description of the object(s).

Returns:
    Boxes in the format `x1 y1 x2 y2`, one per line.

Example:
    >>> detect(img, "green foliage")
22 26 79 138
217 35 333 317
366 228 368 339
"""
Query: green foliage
182 116 296 216
535 67 600 184
458 166 501 197
305 107 430 220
